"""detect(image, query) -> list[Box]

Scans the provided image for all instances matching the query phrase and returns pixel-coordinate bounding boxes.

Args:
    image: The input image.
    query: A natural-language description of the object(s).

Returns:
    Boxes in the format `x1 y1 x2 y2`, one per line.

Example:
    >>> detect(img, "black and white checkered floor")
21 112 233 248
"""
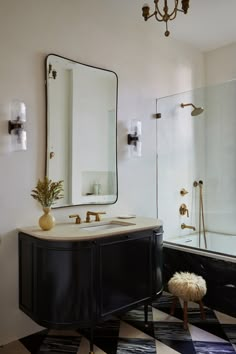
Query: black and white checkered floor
1 292 236 353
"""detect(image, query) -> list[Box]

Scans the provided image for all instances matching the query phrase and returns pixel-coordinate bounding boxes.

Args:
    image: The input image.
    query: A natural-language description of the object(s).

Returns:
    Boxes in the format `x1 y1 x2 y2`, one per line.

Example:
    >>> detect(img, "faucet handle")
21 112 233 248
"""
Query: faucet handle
180 188 188 196
69 214 81 224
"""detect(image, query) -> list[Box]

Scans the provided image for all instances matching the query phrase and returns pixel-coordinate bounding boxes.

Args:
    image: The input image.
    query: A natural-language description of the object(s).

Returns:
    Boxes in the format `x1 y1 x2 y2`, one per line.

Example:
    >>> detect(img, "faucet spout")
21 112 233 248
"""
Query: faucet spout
86 211 106 222
181 223 196 231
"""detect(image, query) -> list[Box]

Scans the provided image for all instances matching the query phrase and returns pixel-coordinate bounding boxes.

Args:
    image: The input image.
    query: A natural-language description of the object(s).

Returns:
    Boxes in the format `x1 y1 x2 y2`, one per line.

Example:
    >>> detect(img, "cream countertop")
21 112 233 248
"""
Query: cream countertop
19 216 163 241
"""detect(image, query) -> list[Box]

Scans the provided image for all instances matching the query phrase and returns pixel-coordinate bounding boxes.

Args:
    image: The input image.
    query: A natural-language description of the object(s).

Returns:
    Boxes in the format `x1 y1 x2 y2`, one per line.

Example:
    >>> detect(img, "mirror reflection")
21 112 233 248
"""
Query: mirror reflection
45 54 118 207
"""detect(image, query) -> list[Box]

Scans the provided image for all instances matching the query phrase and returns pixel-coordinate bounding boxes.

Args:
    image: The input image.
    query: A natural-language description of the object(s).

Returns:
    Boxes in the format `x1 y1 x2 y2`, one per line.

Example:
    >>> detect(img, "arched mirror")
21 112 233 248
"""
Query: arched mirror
45 54 118 207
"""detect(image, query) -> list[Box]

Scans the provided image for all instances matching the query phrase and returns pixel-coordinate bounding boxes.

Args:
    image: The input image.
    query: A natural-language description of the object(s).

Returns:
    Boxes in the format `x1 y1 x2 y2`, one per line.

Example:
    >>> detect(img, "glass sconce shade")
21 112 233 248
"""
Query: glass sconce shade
127 120 142 157
8 100 27 151
11 100 26 122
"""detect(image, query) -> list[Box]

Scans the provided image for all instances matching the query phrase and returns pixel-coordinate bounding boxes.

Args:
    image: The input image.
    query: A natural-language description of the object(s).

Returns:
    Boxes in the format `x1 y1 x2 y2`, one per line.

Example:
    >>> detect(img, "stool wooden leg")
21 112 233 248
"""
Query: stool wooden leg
170 297 178 316
198 300 206 320
183 301 188 330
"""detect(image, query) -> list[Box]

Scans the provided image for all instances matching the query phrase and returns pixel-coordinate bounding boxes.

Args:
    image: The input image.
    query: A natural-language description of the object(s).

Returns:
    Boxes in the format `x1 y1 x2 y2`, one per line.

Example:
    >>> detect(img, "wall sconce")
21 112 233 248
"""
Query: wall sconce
127 120 142 157
48 63 57 79
8 100 27 151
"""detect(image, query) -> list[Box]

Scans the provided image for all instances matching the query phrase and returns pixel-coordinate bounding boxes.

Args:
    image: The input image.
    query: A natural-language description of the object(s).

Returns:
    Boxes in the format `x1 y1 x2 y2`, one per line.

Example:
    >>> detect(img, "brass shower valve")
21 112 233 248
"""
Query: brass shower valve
179 204 189 217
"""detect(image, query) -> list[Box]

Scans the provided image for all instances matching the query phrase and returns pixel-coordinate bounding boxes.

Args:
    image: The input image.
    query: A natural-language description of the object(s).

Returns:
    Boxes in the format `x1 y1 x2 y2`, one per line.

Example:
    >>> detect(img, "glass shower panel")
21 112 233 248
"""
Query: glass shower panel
156 87 206 240
205 80 236 235
157 80 236 243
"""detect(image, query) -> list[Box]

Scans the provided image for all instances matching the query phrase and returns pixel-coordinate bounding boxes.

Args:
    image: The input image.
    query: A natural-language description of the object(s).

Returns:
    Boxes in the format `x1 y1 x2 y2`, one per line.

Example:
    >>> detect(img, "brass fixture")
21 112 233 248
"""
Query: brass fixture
86 211 106 223
180 188 188 196
193 180 203 187
194 180 207 249
69 214 81 224
142 0 190 37
181 223 195 231
181 103 204 116
179 204 189 217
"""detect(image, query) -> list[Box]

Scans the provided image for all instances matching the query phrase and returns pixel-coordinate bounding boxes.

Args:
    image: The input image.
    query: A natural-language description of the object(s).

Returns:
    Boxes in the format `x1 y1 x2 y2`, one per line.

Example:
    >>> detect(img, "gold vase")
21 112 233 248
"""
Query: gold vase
39 207 55 231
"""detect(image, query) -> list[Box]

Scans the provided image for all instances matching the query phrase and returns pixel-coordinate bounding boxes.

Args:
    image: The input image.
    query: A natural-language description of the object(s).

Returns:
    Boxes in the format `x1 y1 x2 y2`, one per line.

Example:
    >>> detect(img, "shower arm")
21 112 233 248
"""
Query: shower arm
181 103 195 109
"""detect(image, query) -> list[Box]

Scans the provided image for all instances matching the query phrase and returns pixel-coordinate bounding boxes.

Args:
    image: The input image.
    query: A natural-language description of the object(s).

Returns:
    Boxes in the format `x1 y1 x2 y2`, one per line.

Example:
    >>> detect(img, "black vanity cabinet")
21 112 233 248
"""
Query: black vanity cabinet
19 226 163 329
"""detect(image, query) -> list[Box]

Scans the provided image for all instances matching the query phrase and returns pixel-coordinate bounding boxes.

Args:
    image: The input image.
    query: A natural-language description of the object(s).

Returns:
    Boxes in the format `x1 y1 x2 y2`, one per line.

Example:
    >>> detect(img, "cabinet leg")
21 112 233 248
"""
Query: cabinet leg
89 326 94 354
183 301 188 330
144 304 149 327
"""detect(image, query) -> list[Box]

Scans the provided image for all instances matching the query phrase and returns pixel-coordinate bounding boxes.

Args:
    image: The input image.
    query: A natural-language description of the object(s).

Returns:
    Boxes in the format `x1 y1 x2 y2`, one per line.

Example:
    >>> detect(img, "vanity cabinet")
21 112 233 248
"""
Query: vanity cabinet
19 226 163 329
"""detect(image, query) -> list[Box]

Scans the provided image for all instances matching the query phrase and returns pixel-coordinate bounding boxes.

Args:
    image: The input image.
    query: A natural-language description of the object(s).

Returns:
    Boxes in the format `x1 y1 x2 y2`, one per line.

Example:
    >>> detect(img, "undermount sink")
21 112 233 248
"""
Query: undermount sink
81 220 135 232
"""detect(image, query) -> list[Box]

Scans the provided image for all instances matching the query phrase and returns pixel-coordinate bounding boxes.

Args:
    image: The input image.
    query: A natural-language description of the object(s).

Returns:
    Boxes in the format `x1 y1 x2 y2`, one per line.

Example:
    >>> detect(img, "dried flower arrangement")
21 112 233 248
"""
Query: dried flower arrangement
31 176 64 208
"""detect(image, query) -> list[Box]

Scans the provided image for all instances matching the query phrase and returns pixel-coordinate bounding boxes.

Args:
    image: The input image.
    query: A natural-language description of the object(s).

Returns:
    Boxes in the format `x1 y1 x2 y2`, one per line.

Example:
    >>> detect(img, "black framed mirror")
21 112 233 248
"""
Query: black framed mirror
45 54 118 207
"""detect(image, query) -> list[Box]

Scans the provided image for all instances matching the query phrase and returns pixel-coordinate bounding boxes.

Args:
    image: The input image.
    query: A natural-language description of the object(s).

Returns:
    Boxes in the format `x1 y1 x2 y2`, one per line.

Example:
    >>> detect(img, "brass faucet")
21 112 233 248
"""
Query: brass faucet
86 211 106 222
69 214 81 224
181 223 195 231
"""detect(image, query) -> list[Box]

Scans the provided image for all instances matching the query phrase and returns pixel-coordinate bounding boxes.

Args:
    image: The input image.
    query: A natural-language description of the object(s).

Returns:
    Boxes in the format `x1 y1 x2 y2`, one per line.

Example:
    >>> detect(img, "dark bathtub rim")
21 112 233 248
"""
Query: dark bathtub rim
164 240 236 263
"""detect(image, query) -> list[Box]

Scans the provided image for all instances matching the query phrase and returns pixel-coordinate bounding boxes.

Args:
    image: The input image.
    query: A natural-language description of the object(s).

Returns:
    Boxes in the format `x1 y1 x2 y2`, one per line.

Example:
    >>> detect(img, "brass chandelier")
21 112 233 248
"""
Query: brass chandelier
142 0 190 37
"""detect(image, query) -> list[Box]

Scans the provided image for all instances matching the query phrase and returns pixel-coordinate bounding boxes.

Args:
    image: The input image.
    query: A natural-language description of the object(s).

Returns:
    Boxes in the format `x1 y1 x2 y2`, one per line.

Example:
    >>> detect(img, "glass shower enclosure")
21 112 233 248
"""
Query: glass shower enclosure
156 79 236 257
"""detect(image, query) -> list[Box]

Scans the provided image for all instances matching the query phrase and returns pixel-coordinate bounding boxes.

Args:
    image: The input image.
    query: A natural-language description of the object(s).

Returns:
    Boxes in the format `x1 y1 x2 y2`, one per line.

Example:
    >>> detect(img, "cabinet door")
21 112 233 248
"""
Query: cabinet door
97 231 153 317
34 242 94 327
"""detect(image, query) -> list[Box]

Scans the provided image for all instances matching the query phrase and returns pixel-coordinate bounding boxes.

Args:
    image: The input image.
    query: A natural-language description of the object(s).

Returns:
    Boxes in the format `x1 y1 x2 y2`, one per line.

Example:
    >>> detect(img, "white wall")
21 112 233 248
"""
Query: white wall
0 0 205 345
205 42 236 85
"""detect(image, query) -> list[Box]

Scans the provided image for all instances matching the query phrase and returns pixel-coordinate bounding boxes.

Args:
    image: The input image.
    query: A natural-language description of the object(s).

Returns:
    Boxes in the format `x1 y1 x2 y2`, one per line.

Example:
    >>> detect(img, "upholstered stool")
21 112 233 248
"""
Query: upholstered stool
168 272 207 329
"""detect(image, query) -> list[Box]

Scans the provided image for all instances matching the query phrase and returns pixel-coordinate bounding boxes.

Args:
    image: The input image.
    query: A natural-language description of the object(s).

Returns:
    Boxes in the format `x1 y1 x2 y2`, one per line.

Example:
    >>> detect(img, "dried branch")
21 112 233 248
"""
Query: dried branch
31 176 64 207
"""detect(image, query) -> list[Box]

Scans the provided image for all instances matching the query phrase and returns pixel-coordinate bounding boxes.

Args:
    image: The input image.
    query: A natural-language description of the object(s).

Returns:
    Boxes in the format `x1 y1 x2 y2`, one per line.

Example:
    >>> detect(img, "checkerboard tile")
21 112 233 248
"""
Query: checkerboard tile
1 293 236 354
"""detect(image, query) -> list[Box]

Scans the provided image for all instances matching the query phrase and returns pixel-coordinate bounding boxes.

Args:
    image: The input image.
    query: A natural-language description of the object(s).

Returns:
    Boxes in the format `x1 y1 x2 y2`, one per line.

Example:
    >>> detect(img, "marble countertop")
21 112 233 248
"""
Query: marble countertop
19 216 162 241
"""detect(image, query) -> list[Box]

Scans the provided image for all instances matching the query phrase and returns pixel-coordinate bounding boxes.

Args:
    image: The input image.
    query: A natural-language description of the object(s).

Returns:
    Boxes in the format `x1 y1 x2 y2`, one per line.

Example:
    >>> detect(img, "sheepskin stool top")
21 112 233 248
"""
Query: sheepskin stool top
168 272 207 329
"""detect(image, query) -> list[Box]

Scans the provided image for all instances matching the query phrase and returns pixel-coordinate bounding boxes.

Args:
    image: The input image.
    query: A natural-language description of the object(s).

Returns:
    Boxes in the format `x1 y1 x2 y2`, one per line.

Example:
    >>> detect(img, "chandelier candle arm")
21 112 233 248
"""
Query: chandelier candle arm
181 0 190 14
142 4 156 21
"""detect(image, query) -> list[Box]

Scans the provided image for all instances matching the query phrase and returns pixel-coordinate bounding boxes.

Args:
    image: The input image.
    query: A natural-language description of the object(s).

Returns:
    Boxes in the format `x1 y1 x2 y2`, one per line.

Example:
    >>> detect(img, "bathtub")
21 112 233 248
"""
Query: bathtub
166 231 236 259
163 232 236 317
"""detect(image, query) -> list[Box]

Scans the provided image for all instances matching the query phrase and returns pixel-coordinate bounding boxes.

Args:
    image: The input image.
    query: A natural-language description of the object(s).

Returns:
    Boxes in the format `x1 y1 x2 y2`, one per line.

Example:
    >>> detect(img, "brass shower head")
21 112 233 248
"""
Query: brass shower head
181 103 204 116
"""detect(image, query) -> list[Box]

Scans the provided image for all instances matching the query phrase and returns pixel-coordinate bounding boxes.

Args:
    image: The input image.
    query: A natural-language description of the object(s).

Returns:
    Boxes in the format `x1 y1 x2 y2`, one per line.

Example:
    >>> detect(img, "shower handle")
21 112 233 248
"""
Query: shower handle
179 204 189 217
